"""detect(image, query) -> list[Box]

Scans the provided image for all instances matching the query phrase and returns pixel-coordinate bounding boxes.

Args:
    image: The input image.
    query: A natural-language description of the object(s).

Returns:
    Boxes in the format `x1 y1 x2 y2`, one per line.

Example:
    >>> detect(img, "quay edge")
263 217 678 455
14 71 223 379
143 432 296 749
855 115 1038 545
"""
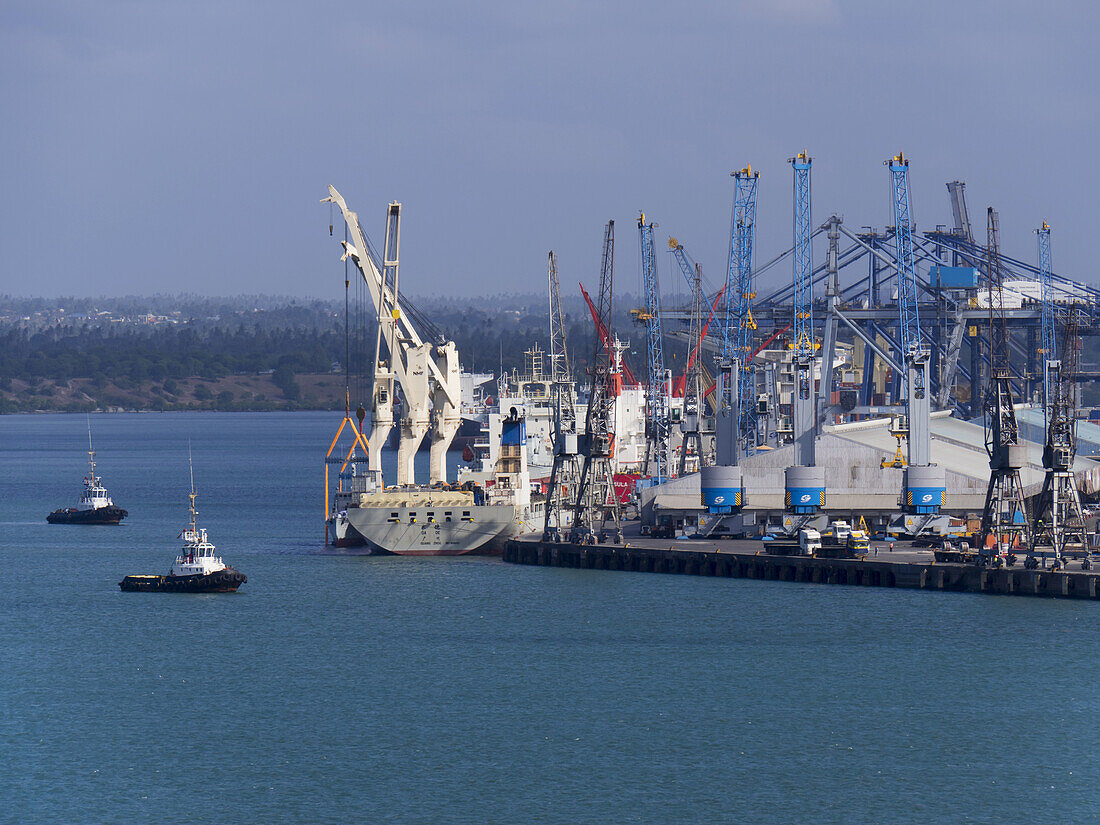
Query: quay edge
503 539 1100 600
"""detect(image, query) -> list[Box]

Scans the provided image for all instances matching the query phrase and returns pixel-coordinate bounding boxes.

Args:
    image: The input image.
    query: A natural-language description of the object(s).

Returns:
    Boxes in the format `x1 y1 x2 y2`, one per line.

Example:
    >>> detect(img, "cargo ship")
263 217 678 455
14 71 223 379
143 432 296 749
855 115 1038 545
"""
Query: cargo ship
322 184 542 555
326 410 541 555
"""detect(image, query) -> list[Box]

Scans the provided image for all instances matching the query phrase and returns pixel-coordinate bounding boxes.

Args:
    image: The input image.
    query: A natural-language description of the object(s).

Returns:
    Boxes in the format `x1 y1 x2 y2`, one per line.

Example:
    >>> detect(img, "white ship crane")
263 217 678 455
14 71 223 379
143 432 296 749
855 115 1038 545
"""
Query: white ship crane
323 186 461 485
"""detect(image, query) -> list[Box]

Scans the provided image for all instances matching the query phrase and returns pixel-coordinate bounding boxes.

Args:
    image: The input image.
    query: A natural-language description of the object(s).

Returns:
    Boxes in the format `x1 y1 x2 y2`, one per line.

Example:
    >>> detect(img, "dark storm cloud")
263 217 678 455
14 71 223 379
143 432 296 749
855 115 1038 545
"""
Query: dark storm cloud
2 0 1097 299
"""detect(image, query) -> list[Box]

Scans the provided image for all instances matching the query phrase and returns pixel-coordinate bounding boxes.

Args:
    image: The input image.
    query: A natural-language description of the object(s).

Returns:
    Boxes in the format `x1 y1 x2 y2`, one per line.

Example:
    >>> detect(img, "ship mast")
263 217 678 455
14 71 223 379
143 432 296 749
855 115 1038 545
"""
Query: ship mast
188 441 198 534
87 417 96 479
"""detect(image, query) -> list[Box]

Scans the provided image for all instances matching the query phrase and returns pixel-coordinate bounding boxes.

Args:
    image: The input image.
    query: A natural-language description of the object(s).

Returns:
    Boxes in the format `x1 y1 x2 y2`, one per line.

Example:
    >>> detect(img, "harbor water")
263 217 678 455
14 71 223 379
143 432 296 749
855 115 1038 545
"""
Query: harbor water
2 412 1099 823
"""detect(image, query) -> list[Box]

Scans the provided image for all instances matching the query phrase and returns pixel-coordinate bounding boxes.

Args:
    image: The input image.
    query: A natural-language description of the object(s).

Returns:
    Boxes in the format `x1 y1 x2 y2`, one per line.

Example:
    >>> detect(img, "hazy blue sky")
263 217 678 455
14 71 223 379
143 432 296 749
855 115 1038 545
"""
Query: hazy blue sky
3 0 1097 302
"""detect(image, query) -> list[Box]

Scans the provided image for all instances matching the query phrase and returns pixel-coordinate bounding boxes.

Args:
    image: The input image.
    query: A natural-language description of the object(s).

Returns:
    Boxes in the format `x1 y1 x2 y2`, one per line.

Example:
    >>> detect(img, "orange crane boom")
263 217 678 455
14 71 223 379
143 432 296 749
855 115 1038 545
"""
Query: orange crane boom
580 282 639 386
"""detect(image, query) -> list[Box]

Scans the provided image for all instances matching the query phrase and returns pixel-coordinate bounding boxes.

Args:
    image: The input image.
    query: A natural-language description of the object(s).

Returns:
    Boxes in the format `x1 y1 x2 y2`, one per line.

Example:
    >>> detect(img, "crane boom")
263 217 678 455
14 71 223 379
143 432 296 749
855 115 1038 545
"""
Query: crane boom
792 154 814 361
979 206 1031 562
886 154 922 358
321 186 458 408
1037 222 1056 424
323 186 460 485
669 237 706 475
638 214 669 479
729 167 759 452
885 153 932 467
789 152 816 468
580 284 638 386
547 251 574 422
882 154 945 527
544 250 580 539
571 221 622 541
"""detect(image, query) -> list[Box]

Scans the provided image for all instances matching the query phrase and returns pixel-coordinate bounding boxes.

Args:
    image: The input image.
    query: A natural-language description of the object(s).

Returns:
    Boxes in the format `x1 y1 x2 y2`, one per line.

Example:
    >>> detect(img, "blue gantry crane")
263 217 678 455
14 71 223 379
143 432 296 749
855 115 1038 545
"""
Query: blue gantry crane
729 167 760 453
884 153 946 535
782 152 826 532
637 213 670 481
700 167 757 532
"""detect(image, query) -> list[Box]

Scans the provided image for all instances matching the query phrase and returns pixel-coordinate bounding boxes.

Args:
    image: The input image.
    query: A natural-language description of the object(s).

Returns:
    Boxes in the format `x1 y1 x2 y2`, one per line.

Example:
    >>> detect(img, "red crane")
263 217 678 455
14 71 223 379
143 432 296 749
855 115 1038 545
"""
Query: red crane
580 282 639 387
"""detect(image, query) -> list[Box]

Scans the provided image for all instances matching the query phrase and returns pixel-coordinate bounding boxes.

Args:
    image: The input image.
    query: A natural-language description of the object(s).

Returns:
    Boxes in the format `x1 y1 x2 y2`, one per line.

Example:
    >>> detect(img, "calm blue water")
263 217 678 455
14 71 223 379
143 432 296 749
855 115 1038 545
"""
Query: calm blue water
2 412 1099 824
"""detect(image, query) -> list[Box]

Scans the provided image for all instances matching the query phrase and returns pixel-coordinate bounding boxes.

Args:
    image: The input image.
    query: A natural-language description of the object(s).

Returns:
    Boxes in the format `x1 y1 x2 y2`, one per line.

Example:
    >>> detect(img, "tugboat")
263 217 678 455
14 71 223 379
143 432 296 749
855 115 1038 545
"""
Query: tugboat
47 422 128 525
119 451 246 593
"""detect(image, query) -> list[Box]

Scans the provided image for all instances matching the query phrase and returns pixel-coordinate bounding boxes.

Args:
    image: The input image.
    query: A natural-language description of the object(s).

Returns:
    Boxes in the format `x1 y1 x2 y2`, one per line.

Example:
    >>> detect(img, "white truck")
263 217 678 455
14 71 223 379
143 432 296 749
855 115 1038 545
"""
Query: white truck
762 527 822 556
798 528 822 556
830 520 852 544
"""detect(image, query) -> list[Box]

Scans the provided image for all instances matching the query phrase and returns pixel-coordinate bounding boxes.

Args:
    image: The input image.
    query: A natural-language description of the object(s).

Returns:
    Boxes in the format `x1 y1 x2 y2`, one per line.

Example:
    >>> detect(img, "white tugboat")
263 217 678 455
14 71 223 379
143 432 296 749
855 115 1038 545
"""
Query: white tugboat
119 451 246 593
47 421 128 525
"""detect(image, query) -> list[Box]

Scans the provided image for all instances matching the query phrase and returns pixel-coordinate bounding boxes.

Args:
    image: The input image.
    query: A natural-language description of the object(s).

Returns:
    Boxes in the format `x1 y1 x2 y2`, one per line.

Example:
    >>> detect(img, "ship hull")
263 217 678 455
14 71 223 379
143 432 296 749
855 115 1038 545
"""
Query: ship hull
119 569 246 593
328 512 369 549
48 506 128 525
344 503 538 556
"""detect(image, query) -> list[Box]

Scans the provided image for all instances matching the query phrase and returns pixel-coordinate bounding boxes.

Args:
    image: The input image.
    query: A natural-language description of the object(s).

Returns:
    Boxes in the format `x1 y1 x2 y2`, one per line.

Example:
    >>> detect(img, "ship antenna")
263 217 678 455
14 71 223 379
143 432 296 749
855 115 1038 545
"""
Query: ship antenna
87 415 95 477
188 440 198 532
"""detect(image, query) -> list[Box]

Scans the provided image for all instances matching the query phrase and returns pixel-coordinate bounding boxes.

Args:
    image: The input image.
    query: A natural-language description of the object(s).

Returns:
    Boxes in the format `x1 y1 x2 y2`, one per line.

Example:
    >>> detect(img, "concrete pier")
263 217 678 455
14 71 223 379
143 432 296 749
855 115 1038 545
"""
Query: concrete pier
502 537 1100 601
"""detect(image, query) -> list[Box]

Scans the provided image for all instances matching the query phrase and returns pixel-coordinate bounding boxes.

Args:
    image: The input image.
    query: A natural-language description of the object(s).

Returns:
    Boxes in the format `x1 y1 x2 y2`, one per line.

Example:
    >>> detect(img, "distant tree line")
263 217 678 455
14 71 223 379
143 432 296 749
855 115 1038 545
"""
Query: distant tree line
0 293 698 415
0 324 341 383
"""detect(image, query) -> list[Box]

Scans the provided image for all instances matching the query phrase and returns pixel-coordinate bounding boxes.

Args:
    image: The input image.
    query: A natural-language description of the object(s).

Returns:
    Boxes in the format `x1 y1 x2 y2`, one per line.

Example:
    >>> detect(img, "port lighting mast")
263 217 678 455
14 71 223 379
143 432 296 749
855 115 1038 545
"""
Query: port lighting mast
782 152 825 530
885 153 946 530
544 251 580 540
978 207 1031 565
701 167 756 530
669 239 705 475
638 214 670 481
571 220 623 543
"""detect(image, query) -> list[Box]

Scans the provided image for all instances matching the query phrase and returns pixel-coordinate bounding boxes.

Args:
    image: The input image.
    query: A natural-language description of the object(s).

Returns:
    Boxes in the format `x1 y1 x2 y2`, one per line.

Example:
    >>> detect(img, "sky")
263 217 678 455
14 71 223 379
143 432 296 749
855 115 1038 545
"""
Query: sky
2 0 1097 303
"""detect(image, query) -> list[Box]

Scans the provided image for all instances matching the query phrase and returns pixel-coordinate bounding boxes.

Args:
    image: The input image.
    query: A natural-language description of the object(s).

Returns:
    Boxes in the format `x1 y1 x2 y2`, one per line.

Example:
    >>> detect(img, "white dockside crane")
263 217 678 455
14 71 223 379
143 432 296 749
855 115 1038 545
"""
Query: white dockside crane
323 186 461 485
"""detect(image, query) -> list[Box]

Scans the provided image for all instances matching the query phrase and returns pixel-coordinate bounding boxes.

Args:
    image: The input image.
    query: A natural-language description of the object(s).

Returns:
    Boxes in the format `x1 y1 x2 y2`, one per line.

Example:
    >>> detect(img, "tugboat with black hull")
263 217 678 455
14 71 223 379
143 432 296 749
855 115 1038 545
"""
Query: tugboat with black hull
119 451 246 593
47 422 128 525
